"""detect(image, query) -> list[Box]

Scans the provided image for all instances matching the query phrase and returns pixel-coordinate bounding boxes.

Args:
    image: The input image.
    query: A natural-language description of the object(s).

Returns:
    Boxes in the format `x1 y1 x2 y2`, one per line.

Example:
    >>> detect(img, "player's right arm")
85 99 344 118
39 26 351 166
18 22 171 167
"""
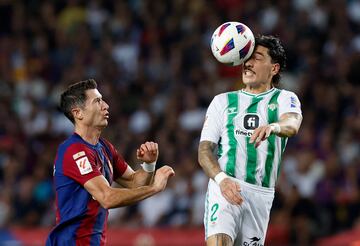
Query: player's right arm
84 165 174 209
198 95 243 205
198 141 242 205
62 143 174 209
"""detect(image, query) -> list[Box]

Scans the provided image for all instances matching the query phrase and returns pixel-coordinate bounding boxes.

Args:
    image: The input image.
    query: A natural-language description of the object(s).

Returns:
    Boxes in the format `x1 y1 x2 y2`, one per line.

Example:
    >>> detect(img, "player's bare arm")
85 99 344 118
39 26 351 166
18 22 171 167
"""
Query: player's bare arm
84 165 174 209
116 167 153 189
116 141 158 188
277 112 303 137
198 141 243 205
207 233 233 246
198 141 222 178
250 112 303 148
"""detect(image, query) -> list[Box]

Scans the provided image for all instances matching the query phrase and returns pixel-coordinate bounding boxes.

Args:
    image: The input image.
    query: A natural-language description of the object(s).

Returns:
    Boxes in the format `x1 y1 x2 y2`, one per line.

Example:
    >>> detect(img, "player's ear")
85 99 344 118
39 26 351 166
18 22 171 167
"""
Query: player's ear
271 63 280 76
72 107 84 121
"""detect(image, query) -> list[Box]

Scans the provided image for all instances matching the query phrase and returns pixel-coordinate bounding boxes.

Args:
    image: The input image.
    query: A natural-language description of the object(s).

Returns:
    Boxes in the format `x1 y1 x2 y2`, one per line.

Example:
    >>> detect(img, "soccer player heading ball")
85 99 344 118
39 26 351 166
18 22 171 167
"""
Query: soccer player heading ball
199 34 302 245
46 79 174 245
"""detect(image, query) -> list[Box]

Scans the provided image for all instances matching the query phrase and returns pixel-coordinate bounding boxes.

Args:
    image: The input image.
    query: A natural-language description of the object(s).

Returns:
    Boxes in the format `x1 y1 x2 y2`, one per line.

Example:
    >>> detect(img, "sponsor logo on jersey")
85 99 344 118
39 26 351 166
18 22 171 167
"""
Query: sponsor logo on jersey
73 151 85 160
290 96 297 108
235 129 253 136
233 114 260 137
227 107 237 114
243 114 259 130
243 236 263 246
76 156 93 175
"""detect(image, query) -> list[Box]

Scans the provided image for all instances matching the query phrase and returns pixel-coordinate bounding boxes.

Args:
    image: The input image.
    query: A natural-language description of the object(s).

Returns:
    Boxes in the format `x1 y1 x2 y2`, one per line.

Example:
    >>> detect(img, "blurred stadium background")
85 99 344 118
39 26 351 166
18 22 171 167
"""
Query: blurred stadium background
0 0 359 245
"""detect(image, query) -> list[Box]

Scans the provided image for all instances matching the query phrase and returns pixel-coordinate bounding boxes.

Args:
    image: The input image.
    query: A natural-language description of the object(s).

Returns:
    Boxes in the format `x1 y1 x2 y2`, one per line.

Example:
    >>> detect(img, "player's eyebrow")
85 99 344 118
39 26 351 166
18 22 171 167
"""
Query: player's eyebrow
91 96 102 103
254 51 265 57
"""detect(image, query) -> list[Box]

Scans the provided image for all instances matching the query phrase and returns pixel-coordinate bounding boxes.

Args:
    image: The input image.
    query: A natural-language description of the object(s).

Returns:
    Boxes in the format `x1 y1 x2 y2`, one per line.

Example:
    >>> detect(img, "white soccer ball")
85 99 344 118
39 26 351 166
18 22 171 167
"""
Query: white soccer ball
210 22 255 66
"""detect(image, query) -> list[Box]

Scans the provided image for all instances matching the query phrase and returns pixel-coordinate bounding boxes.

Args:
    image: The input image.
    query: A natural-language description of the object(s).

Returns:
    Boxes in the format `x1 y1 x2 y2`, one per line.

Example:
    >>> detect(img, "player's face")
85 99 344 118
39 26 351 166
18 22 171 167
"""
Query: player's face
82 89 109 128
242 45 279 87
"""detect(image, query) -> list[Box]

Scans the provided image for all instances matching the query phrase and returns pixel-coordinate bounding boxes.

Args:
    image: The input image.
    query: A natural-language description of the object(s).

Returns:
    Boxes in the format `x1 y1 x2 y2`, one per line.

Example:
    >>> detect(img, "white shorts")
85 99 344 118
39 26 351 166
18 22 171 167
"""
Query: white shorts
204 178 274 245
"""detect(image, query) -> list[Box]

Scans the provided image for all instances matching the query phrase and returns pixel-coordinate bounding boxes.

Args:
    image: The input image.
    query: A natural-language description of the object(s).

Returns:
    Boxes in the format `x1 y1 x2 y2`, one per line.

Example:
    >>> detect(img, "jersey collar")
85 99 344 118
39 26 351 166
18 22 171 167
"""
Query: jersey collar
73 132 101 149
240 87 277 97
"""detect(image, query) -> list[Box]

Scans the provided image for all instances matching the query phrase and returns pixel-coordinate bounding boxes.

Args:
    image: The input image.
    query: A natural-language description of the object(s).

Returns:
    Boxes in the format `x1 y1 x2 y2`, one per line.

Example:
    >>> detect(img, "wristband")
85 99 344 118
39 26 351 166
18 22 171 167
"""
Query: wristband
141 161 156 172
269 123 281 134
214 172 228 185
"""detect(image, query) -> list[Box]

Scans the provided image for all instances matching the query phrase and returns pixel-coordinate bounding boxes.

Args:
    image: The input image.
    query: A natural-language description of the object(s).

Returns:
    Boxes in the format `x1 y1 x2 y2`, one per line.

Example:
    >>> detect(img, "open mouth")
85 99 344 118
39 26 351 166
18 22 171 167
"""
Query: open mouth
243 69 255 75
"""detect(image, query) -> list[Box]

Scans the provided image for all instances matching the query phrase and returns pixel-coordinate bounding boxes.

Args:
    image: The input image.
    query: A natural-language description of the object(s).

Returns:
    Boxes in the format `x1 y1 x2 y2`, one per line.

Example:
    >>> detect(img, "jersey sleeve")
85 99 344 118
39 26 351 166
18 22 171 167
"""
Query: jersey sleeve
200 95 224 143
102 139 128 180
278 90 302 117
62 143 102 186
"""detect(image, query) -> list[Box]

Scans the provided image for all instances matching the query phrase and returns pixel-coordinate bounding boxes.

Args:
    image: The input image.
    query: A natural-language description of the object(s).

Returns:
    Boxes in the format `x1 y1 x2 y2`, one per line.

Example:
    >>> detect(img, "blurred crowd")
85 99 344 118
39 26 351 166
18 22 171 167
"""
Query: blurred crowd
0 0 359 245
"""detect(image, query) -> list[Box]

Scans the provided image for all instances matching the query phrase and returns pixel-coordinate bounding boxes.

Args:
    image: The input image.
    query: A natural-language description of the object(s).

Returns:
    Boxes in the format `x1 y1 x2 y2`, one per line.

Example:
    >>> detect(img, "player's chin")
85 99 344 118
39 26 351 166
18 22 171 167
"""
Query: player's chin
242 78 255 85
99 120 108 127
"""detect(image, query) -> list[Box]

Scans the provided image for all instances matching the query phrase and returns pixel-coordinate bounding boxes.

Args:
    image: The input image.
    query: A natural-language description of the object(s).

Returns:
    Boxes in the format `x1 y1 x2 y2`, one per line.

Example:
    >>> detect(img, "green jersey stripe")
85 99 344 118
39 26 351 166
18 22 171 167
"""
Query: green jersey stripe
245 97 263 184
262 90 281 187
277 137 288 177
225 92 238 177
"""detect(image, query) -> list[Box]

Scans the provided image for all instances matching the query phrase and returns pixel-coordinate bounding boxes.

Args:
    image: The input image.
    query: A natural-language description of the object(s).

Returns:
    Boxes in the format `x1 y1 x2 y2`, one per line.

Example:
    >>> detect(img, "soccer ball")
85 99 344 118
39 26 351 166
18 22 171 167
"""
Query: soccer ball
210 22 255 66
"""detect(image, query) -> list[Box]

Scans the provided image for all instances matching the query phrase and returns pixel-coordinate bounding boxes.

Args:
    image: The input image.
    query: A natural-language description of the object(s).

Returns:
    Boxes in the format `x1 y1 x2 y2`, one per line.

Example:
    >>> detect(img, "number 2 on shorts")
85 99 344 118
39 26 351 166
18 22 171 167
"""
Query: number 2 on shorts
210 203 219 222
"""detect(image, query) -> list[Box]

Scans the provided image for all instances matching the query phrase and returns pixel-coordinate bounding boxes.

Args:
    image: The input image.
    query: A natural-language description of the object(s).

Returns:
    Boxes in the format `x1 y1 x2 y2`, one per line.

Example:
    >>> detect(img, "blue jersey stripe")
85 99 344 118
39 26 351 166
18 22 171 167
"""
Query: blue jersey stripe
90 208 107 245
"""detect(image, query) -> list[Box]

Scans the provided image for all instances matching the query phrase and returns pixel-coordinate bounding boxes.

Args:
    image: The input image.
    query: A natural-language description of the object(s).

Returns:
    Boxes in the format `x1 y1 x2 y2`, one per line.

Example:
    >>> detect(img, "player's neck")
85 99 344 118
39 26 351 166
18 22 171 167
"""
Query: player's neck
74 126 102 145
243 83 272 95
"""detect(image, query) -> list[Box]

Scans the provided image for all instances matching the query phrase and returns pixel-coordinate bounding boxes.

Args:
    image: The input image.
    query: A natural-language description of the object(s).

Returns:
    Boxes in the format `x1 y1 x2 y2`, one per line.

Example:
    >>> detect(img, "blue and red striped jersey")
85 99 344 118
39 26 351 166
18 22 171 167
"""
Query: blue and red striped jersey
46 133 128 246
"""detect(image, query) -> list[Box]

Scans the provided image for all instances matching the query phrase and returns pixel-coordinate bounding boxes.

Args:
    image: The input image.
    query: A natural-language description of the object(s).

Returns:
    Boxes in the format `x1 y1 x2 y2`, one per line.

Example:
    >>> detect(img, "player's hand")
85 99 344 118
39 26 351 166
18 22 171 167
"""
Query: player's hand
136 141 159 163
219 178 243 205
249 125 273 148
152 165 175 192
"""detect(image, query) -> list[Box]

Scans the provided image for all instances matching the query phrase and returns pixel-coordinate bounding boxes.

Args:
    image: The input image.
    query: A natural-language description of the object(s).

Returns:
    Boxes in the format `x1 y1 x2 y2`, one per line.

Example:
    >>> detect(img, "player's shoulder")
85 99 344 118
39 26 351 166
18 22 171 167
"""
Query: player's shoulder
276 88 302 111
212 90 239 103
277 88 299 97
58 134 94 157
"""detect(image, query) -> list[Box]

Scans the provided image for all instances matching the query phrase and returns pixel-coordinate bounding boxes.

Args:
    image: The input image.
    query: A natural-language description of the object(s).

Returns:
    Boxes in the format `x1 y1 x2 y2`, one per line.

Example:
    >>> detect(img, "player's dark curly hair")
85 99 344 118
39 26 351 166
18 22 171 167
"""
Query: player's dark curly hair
255 35 286 86
60 79 97 124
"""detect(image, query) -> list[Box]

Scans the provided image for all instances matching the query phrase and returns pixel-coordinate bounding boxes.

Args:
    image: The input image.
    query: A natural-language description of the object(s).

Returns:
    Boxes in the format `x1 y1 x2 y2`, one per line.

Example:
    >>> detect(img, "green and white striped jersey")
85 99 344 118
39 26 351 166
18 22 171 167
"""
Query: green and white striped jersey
200 88 302 188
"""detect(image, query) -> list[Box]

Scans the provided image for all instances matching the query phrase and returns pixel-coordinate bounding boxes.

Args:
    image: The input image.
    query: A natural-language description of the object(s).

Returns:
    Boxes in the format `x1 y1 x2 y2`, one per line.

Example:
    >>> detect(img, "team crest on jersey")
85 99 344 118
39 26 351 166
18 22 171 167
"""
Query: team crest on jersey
76 156 93 175
268 103 278 111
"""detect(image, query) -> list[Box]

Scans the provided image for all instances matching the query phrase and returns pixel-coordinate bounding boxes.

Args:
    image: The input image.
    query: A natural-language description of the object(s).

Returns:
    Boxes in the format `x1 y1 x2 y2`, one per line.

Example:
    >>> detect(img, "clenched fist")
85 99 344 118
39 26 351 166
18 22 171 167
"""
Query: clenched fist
137 141 159 163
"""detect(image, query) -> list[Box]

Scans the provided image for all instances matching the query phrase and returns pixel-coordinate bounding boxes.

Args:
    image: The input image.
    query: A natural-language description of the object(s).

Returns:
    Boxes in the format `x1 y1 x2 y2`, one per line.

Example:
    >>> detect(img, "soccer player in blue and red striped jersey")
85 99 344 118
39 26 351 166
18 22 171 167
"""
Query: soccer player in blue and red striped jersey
46 79 174 246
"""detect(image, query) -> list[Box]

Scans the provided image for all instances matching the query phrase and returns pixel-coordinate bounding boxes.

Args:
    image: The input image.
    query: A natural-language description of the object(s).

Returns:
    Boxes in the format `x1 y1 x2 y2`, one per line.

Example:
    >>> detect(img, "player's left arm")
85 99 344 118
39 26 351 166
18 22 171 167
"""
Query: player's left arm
250 112 303 148
115 142 158 188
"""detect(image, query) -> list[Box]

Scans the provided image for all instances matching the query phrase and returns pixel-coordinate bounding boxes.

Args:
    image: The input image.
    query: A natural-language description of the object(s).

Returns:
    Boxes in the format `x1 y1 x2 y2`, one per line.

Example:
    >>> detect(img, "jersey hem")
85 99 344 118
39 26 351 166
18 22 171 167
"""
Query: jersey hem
230 177 275 195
